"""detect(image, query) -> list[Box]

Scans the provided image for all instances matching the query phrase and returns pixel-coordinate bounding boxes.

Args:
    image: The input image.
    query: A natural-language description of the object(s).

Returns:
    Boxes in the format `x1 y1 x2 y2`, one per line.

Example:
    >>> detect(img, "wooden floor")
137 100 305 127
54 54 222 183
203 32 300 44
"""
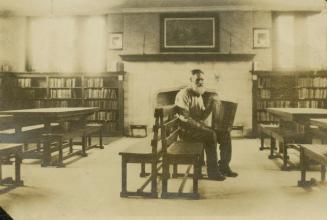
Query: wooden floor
0 137 327 220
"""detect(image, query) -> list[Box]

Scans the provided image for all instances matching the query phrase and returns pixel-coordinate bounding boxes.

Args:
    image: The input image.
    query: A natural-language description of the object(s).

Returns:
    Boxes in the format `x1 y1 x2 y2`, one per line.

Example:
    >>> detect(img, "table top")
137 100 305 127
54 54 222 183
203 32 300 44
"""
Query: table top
267 108 327 121
0 107 99 117
310 118 327 129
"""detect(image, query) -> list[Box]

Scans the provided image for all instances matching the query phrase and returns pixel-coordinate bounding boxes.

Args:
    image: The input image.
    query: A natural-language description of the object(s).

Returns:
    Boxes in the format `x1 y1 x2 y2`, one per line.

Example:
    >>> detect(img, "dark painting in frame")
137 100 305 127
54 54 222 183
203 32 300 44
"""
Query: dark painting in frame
160 13 220 52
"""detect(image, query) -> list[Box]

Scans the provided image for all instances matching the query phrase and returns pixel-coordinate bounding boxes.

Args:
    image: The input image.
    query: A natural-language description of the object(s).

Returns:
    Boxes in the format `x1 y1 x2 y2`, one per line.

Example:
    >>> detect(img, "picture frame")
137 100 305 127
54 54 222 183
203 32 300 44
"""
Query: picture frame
253 28 270 48
108 32 123 50
160 13 219 52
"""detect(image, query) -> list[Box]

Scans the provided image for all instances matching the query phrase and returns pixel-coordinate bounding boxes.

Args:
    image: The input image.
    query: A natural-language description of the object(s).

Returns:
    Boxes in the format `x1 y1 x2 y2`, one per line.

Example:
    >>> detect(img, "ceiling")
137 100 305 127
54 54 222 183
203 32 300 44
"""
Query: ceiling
0 0 324 16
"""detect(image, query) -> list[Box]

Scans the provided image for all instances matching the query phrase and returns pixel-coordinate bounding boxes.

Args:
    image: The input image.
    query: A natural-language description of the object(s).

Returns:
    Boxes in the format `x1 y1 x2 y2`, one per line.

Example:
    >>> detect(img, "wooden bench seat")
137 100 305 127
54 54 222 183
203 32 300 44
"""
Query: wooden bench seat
296 144 327 187
0 143 24 186
41 124 104 167
259 124 305 170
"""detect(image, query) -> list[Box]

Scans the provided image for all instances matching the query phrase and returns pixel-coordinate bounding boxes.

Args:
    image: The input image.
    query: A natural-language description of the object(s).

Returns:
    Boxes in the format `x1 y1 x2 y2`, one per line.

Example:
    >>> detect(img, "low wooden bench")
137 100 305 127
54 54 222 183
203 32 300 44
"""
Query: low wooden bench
0 143 24 186
259 124 305 170
42 124 104 167
296 144 327 187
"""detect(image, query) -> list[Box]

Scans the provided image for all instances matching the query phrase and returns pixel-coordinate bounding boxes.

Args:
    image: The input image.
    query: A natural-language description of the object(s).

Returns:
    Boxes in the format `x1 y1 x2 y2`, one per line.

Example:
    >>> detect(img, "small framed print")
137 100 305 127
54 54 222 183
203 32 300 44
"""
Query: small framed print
108 32 123 50
253 28 270 48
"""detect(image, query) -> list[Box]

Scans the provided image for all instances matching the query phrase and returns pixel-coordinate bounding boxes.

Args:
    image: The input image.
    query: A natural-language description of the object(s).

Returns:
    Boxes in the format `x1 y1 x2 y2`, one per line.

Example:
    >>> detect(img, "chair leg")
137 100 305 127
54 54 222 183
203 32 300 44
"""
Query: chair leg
151 159 158 198
140 162 146 177
161 159 169 198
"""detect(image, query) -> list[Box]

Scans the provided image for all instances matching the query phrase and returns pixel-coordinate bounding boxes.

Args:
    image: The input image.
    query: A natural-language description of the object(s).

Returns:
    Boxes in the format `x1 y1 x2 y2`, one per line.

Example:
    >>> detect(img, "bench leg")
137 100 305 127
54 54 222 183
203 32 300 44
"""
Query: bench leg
81 135 87 157
281 140 289 171
172 163 178 178
297 147 314 187
57 138 65 168
69 139 73 154
99 129 104 149
0 159 2 185
41 139 51 167
321 165 326 182
120 157 128 197
88 136 92 147
268 137 276 159
14 153 24 186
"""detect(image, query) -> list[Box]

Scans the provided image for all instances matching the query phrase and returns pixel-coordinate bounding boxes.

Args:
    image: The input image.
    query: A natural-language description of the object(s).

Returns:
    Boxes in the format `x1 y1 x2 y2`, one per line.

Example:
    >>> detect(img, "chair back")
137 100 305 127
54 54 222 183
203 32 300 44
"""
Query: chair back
211 100 238 132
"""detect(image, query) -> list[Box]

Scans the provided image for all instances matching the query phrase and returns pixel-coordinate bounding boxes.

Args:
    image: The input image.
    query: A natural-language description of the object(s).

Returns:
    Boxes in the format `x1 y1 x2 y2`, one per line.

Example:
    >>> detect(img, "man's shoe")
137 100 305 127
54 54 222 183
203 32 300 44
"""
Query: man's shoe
207 171 226 181
220 168 238 177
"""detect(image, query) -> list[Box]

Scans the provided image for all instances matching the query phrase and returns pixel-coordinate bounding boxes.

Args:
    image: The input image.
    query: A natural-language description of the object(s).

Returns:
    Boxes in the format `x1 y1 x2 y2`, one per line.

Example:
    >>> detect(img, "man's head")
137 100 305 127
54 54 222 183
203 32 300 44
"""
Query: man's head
189 69 205 95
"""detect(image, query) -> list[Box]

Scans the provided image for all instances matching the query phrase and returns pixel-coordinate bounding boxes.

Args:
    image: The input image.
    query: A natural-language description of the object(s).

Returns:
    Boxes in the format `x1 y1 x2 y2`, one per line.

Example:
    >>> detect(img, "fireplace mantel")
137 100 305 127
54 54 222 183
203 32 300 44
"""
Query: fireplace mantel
120 53 255 62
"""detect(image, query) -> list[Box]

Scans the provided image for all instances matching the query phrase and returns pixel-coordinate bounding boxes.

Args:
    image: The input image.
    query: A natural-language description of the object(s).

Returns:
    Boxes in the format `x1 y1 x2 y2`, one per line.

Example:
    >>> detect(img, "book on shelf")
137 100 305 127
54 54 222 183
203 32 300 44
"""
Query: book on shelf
84 88 117 99
88 111 117 121
297 77 327 88
17 78 31 88
49 78 78 88
86 78 104 87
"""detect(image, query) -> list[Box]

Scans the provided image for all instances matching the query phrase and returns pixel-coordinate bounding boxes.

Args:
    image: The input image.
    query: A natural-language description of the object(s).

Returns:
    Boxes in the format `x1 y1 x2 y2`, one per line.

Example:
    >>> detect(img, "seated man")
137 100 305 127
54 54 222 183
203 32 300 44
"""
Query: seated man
175 69 238 181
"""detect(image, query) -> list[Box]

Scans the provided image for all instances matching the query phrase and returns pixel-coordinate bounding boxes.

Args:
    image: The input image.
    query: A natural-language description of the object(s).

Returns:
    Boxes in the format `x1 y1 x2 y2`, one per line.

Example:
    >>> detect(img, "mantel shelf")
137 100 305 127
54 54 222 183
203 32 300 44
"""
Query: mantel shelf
120 53 255 62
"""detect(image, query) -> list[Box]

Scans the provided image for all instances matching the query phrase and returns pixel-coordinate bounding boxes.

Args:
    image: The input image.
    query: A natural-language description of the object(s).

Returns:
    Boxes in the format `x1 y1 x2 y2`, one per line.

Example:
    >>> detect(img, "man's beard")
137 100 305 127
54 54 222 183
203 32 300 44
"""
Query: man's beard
192 85 205 95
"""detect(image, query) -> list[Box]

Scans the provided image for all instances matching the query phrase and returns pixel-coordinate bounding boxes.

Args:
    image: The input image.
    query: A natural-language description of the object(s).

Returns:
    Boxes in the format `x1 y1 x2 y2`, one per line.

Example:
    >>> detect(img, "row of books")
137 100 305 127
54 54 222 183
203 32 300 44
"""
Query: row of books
257 112 275 122
84 100 118 109
256 100 292 109
49 90 81 98
17 78 32 88
84 89 117 99
85 78 104 87
297 77 327 88
49 78 80 88
297 88 327 99
296 100 325 108
88 111 117 121
258 89 271 99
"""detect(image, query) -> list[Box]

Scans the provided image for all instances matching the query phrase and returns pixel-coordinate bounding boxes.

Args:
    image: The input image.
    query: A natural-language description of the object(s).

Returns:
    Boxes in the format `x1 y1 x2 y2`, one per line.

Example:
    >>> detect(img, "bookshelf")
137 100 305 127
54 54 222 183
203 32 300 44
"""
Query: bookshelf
252 70 327 136
0 72 124 136
83 73 123 136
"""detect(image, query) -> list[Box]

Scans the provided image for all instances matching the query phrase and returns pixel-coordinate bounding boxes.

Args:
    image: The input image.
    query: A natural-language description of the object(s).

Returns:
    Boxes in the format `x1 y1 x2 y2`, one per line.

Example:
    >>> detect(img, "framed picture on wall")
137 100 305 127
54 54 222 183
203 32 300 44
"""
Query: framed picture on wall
108 32 123 50
253 28 270 48
160 13 219 52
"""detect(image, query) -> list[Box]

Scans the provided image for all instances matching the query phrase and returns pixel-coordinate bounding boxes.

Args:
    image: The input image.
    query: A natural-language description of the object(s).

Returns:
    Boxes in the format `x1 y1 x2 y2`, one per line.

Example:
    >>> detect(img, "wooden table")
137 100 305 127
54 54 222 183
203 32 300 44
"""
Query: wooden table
0 107 99 133
265 108 327 170
0 107 99 166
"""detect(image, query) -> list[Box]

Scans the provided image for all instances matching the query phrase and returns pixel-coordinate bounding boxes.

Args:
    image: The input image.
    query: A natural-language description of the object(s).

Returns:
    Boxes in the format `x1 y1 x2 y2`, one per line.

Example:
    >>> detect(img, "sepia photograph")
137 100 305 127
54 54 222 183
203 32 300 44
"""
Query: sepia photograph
0 0 327 219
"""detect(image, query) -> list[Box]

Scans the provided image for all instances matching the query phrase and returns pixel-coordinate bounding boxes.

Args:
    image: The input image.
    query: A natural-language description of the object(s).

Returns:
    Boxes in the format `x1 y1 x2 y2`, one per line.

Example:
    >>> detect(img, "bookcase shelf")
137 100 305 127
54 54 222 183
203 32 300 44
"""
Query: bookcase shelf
0 72 124 136
252 70 327 136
